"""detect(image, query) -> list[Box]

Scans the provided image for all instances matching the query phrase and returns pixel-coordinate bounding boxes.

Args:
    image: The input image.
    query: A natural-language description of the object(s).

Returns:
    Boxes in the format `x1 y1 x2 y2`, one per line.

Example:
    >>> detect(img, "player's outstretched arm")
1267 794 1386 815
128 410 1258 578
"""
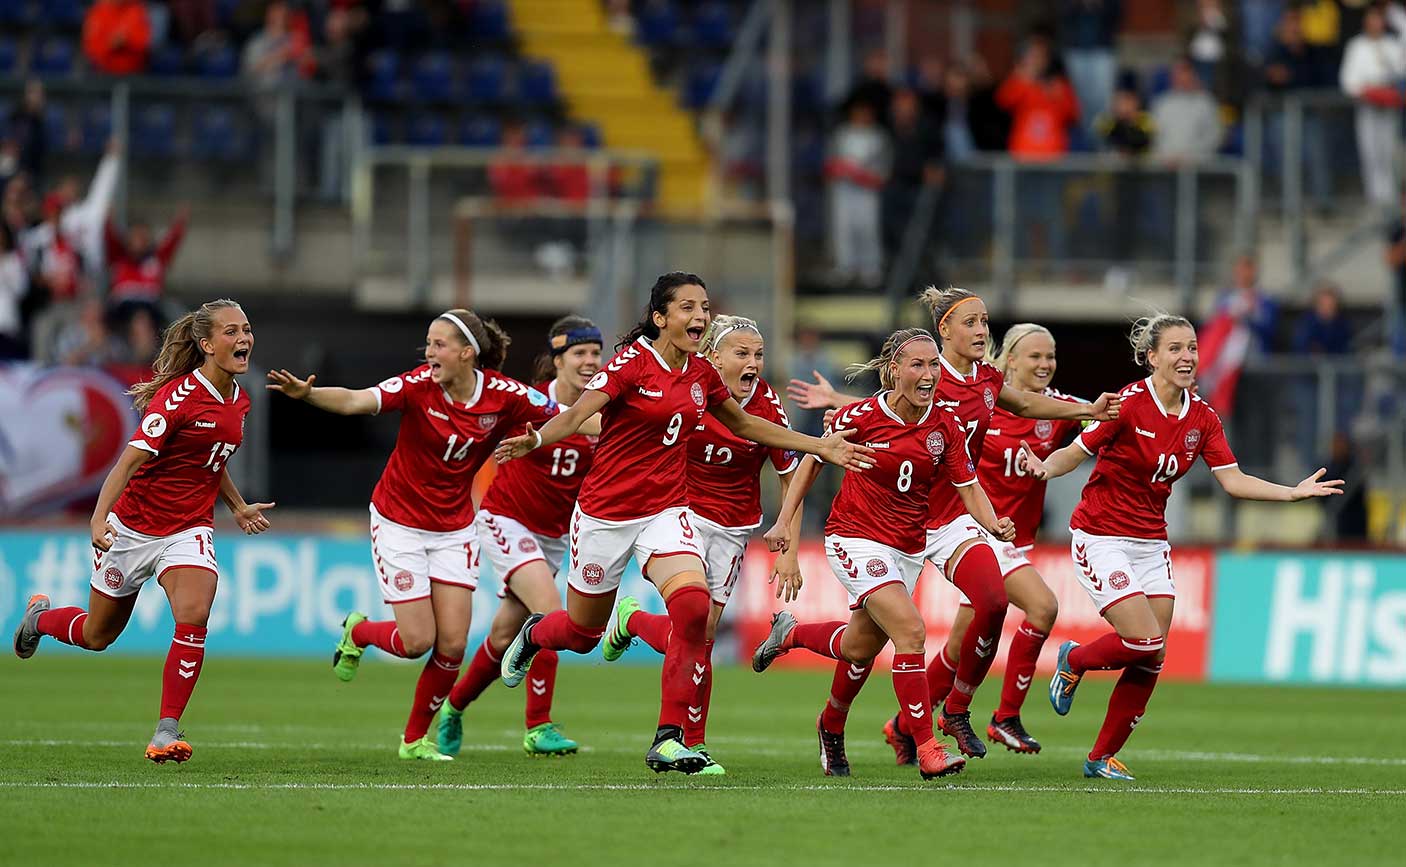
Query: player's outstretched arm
89 445 151 551
494 389 610 464
265 370 379 415
1018 439 1089 481
955 480 1016 543
1212 466 1344 502
709 398 874 471
768 469 807 601
219 469 275 535
1000 383 1121 422
786 370 861 410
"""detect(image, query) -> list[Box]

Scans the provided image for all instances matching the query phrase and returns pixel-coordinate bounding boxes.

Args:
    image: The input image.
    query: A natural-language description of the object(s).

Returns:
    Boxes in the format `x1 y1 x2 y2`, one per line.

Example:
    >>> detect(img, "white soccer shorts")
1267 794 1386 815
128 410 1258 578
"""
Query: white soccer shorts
566 505 704 597
370 504 479 604
692 514 752 606
91 514 218 599
475 509 569 600
824 534 925 611
1070 528 1176 615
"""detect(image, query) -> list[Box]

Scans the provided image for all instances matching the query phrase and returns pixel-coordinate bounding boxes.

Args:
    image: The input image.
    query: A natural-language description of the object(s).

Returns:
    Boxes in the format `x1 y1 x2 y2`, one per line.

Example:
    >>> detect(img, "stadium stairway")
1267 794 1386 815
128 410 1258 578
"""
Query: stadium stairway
507 0 710 212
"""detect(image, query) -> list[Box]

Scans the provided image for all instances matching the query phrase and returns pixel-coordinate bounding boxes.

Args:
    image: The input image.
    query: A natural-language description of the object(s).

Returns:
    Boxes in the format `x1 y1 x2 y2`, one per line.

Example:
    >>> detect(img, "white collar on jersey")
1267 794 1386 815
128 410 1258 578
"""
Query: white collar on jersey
876 390 933 426
938 353 978 382
441 368 485 410
637 336 689 374
193 368 238 404
1144 376 1190 420
547 378 577 409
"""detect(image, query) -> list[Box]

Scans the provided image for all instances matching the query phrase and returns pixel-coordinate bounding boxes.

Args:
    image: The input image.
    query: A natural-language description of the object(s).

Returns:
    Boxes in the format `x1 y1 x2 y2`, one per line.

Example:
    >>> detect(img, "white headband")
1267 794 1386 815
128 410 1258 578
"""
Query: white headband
439 312 481 355
711 322 759 349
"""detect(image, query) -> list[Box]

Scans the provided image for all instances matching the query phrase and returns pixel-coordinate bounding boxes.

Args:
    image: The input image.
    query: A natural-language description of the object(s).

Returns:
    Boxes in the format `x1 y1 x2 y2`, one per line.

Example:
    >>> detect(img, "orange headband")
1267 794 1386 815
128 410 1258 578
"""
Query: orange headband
938 296 982 331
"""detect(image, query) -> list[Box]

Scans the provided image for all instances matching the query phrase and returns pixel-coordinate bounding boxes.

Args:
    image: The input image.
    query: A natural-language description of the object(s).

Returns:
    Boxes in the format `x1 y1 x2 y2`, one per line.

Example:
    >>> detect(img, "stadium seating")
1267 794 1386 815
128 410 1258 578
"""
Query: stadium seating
148 44 187 77
36 0 83 30
635 3 680 46
132 103 178 158
0 36 15 76
469 0 512 42
196 44 239 79
366 50 403 103
30 37 76 77
523 119 555 149
690 2 735 49
517 61 558 109
0 0 33 27
411 52 455 104
465 57 509 106
81 103 111 154
407 112 448 147
43 104 69 151
683 63 722 110
192 106 252 161
457 115 502 148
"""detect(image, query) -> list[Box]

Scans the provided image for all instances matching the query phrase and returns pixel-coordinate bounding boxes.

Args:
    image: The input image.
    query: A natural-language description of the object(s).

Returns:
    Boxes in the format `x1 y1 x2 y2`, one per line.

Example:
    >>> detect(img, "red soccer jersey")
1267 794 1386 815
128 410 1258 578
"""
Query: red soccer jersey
116 369 251 536
825 394 977 554
1070 378 1238 540
479 379 596 538
980 389 1083 548
576 337 732 522
370 366 558 533
926 356 1005 529
686 376 799 530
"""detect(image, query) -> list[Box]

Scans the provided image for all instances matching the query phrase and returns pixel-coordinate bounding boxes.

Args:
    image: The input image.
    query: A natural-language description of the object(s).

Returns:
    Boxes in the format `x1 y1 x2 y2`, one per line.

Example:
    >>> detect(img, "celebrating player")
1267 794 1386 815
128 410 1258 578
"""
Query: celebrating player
752 328 1015 780
788 287 1119 761
493 272 872 775
267 308 562 762
12 299 273 764
1020 314 1342 780
597 314 803 775
436 315 602 759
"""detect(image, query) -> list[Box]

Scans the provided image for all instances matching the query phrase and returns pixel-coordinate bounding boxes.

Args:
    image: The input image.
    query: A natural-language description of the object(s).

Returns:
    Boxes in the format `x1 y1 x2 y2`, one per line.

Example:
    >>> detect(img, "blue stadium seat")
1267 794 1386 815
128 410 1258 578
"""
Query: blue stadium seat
133 103 178 158
197 44 238 78
193 106 252 161
31 37 76 77
0 0 34 27
411 52 454 103
43 104 71 152
458 115 502 147
1147 65 1171 99
407 113 448 147
523 119 554 149
0 37 15 76
636 2 679 46
465 57 507 105
37 0 83 29
470 0 511 42
578 123 602 149
518 62 558 108
81 104 112 154
148 44 186 77
368 112 395 146
366 49 402 102
691 2 734 49
792 72 824 117
683 63 721 109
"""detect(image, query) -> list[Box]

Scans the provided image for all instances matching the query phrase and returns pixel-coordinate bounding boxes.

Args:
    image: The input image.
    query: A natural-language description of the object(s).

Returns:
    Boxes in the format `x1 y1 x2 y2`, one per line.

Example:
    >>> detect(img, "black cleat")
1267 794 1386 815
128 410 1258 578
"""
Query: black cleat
937 704 988 759
986 714 1042 754
817 715 851 777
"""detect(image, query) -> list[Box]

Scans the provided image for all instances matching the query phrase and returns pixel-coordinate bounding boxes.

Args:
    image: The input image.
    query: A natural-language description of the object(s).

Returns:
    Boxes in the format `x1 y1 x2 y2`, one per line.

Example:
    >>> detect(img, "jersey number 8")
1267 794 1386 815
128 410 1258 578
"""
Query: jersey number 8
896 460 913 492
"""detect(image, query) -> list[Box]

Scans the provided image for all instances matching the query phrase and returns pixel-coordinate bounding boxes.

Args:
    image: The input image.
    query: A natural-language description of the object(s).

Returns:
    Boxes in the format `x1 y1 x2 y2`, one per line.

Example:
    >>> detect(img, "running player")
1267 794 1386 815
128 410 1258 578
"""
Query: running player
597 314 803 775
436 315 602 759
12 299 273 764
493 272 872 775
266 308 563 761
787 287 1120 760
751 328 1015 780
1021 314 1342 780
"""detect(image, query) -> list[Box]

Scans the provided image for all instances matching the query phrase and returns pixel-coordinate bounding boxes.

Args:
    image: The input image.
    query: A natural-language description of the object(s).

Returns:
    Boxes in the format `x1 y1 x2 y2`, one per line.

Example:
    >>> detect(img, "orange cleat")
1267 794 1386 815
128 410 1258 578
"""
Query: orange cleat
916 739 966 780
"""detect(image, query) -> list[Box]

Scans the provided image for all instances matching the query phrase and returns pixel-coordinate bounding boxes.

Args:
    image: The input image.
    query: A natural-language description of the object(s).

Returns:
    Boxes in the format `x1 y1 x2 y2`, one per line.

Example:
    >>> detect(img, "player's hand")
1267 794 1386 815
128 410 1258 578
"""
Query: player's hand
770 551 804 602
822 408 838 431
234 501 276 535
90 517 116 552
1089 391 1122 421
819 428 875 472
266 369 316 400
1018 440 1049 480
992 516 1017 543
493 423 538 464
1291 468 1344 500
787 370 838 410
763 519 792 553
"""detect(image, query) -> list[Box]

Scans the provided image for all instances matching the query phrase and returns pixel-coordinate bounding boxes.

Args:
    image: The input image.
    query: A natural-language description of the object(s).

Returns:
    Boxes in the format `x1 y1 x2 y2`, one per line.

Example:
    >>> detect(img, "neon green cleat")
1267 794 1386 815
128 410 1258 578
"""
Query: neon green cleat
602 596 641 662
437 706 464 756
399 736 453 761
332 612 367 682
523 722 579 756
691 743 726 775
644 736 705 774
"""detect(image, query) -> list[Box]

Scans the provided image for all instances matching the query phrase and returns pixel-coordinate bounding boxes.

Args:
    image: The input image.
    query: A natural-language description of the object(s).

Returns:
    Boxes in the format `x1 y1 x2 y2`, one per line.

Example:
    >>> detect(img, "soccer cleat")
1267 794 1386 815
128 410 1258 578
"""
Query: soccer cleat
818 716 851 777
917 739 966 780
524 722 579 757
601 596 641 663
645 732 706 774
691 743 726 775
145 717 192 764
750 610 797 672
332 612 367 682
882 714 917 766
937 705 988 759
1049 639 1082 716
1084 756 1135 780
986 714 1042 754
437 706 464 756
13 594 50 659
501 612 544 688
399 736 453 761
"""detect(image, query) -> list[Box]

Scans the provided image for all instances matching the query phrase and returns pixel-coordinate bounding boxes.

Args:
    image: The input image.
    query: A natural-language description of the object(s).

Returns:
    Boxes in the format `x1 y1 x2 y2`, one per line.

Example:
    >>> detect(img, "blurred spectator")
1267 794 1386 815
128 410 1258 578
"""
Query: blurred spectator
24 142 122 283
489 122 543 207
1264 6 1332 212
104 205 189 319
997 36 1080 160
1097 81 1152 290
1150 58 1224 162
1383 184 1406 356
54 298 126 367
2 173 35 242
28 195 91 363
826 100 890 286
964 56 1013 152
605 0 635 38
1293 282 1354 355
168 0 218 46
915 55 946 117
882 88 944 264
121 304 160 368
1339 2 1406 211
242 1 315 90
1097 82 1153 156
1186 0 1241 105
787 328 841 535
1300 0 1347 66
846 50 895 128
315 6 366 200
1241 0 1288 64
0 227 27 360
1059 0 1122 136
82 0 153 76
4 81 47 186
1215 252 1280 354
1323 432 1369 539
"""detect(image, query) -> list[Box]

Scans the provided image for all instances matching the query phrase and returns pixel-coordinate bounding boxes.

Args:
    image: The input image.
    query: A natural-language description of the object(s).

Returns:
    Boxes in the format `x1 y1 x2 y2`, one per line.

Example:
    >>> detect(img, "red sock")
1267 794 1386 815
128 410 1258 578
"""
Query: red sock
628 610 671 654
657 586 709 730
946 544 1008 714
892 652 934 748
404 651 462 742
352 619 410 657
683 639 713 745
1090 661 1162 760
926 644 958 708
820 658 872 733
36 607 93 649
1068 631 1164 674
528 610 604 653
524 650 559 728
995 620 1048 720
448 638 502 712
159 624 206 720
782 621 847 659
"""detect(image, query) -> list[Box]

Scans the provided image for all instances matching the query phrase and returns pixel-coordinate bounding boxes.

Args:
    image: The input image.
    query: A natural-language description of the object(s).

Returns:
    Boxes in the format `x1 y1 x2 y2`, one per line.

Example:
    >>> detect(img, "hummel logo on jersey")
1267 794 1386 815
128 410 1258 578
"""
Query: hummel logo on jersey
864 441 890 449
1016 674 1032 691
427 408 449 420
937 399 960 408
638 387 663 398
194 420 216 428
1136 427 1157 439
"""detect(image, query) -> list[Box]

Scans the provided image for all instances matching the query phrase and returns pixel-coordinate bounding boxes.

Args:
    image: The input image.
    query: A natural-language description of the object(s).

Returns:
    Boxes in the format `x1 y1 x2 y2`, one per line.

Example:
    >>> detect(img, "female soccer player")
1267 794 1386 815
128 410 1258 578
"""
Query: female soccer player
493 271 871 775
436 315 602 759
1021 314 1342 780
597 314 804 775
788 287 1120 760
12 299 273 764
267 308 563 761
752 328 1016 780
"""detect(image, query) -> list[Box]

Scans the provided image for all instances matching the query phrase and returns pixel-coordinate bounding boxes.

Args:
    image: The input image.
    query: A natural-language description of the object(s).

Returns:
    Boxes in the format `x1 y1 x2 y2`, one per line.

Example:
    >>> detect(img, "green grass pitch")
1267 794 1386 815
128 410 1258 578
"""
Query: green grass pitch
2 656 1402 866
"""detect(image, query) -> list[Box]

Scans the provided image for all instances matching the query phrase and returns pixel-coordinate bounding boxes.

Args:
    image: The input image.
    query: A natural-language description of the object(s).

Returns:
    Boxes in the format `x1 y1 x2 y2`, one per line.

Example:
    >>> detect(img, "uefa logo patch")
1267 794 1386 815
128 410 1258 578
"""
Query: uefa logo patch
691 382 705 407
1184 428 1202 451
983 387 995 410
393 570 414 592
586 371 608 390
865 558 888 578
518 537 538 553
141 412 167 438
104 566 124 590
582 563 605 585
1109 570 1130 590
1035 419 1053 440
379 376 404 393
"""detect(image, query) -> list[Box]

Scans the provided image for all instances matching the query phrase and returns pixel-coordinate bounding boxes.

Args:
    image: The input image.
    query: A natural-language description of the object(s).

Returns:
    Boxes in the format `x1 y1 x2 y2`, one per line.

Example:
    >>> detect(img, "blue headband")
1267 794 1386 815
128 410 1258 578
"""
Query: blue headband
550 326 603 354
